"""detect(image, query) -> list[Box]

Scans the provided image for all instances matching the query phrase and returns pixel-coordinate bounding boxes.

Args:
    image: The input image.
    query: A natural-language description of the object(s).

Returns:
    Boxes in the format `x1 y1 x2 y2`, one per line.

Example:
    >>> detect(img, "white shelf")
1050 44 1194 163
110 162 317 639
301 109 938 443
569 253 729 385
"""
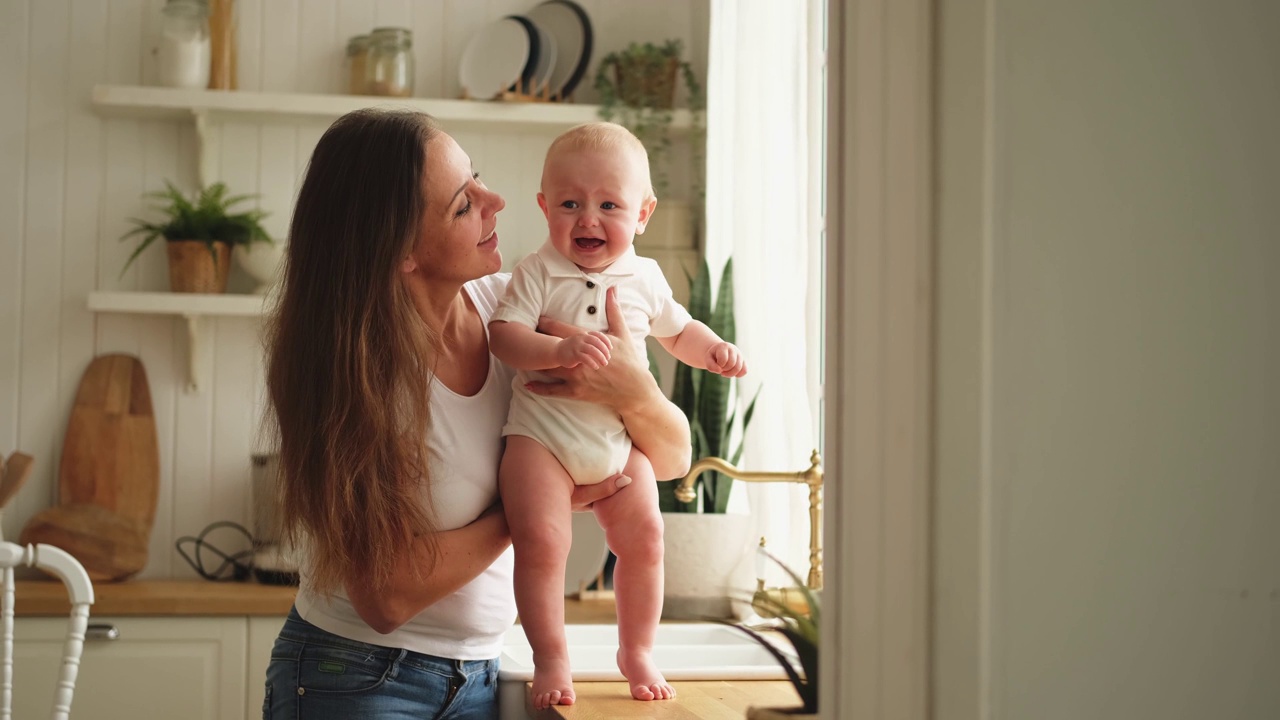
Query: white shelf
88 290 267 317
88 291 270 392
91 84 696 132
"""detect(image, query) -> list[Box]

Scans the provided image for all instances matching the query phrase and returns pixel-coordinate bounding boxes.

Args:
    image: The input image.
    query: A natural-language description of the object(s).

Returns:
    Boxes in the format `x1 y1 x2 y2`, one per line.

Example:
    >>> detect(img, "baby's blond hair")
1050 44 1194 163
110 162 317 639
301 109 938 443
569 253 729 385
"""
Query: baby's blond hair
544 122 655 199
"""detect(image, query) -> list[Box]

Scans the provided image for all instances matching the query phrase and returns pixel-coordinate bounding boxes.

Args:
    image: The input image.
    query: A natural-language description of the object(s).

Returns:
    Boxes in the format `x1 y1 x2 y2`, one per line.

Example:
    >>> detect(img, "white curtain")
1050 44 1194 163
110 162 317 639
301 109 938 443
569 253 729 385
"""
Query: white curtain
705 0 821 585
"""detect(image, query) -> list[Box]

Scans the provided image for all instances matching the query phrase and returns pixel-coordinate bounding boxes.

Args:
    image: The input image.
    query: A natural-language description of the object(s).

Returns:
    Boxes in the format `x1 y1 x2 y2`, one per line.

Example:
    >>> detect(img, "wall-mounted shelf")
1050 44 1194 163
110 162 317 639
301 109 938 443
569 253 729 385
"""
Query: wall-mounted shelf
91 83 696 189
88 291 270 392
91 84 696 130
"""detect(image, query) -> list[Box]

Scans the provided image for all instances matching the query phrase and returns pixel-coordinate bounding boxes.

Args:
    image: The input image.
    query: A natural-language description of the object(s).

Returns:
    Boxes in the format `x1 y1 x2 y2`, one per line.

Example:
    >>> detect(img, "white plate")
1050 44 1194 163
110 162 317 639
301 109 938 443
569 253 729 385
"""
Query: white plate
526 0 593 100
458 17 532 99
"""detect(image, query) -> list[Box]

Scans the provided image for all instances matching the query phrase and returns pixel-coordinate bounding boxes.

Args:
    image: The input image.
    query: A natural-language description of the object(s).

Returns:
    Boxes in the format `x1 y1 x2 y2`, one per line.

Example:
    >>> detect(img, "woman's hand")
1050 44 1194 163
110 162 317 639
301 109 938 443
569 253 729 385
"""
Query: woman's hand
569 473 632 511
531 287 656 413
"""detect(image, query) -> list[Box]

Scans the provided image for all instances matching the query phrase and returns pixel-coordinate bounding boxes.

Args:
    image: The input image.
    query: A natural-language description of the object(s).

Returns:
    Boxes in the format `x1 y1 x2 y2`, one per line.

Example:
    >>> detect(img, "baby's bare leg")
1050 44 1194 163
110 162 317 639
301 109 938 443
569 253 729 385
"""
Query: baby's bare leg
500 436 577 710
592 447 675 701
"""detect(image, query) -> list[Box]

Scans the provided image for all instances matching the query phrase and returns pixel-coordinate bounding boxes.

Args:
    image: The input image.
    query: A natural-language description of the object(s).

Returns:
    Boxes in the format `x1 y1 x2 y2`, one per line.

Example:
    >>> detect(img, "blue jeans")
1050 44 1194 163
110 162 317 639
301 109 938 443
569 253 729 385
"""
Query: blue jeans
264 607 499 719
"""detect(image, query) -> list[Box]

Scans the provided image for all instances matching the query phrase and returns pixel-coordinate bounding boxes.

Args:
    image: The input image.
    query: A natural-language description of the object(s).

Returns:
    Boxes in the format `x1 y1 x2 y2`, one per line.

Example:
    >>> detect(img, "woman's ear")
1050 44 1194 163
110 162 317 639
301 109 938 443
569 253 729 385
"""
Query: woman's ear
400 255 418 274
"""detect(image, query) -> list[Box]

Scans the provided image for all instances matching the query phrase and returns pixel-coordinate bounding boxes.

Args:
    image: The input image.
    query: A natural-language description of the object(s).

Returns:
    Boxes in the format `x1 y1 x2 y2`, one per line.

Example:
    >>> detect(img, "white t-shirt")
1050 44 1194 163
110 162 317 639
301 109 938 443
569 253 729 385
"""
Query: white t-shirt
293 273 518 660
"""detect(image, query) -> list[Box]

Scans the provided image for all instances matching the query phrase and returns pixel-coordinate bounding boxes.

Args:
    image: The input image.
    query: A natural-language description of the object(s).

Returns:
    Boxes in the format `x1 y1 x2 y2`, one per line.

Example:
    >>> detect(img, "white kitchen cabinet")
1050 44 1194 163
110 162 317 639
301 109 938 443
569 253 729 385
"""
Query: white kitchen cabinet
246 616 286 719
13 617 247 720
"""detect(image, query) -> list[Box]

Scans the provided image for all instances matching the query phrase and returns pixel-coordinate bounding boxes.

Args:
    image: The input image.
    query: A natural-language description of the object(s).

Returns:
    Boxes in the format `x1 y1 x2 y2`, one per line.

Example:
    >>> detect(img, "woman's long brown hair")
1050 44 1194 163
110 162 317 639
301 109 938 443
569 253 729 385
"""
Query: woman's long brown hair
264 109 442 596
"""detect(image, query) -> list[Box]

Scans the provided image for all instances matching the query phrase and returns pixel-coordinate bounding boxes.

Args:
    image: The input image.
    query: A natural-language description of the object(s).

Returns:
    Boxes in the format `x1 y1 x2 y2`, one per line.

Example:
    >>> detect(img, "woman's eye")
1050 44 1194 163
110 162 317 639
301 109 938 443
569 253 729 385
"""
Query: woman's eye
473 171 483 186
455 199 472 217
601 201 617 210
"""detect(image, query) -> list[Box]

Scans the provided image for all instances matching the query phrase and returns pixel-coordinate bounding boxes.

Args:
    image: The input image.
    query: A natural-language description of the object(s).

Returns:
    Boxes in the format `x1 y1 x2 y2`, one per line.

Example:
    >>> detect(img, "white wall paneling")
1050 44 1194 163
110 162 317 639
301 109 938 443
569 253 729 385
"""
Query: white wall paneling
1 0 710 579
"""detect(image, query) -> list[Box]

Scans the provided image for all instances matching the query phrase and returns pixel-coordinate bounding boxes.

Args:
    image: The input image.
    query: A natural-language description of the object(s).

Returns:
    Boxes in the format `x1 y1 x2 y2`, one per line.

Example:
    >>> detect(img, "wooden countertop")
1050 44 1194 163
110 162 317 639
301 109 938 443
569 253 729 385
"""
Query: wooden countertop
14 579 298 616
14 580 623 622
526 681 801 719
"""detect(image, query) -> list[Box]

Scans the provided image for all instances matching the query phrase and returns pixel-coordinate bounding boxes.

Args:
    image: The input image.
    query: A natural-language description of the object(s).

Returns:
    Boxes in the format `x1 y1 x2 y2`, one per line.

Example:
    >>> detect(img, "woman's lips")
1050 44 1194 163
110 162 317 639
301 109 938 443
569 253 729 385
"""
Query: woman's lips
479 230 498 248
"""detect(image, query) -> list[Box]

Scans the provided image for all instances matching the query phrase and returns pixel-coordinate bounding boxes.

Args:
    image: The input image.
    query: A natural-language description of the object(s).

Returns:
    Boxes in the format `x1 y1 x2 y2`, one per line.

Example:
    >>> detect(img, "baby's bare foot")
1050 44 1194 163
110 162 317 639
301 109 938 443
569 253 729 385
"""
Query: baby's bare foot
617 647 675 701
530 655 575 710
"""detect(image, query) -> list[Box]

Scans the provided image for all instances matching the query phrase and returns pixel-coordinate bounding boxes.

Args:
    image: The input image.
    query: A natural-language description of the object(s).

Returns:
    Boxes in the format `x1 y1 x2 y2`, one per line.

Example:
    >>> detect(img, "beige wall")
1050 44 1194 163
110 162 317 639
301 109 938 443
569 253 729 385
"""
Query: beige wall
935 1 1280 718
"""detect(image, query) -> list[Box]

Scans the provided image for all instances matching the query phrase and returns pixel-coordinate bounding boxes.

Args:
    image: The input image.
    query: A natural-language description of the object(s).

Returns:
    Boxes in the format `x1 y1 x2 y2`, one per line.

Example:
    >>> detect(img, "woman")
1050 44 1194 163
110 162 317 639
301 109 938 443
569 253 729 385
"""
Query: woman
261 109 691 719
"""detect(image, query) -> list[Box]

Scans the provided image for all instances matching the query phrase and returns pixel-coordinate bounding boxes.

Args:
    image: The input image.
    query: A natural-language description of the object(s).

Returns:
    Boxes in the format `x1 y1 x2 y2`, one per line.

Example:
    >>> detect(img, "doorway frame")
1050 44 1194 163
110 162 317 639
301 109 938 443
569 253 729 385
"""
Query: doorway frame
821 0 934 717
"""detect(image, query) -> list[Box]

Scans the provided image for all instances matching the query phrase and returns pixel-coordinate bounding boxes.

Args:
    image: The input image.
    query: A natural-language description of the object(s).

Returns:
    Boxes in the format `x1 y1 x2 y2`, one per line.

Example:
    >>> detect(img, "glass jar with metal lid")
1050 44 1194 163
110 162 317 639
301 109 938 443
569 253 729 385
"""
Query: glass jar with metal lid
365 27 413 97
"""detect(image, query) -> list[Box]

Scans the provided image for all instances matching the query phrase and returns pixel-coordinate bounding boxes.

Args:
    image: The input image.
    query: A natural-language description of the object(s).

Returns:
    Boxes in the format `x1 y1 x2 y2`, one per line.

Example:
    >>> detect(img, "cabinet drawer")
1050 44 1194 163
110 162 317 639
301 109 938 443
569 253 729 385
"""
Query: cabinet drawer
14 616 247 720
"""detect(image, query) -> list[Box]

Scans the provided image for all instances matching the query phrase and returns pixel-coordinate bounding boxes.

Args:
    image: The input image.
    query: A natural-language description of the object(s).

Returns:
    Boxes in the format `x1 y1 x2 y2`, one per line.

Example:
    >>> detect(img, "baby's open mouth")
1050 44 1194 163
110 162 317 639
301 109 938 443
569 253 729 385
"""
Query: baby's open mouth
575 236 605 250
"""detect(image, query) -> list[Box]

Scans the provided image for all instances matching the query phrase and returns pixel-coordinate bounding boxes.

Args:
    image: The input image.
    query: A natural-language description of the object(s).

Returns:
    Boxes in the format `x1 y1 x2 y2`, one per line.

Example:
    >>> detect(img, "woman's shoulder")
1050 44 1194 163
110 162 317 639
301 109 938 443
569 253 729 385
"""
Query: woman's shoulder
464 272 511 319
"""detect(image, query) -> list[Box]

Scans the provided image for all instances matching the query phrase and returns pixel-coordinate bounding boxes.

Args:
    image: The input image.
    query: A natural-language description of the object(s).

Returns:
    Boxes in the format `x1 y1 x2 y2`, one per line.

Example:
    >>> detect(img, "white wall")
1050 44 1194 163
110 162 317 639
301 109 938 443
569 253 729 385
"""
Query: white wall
935 1 1280 718
0 0 708 579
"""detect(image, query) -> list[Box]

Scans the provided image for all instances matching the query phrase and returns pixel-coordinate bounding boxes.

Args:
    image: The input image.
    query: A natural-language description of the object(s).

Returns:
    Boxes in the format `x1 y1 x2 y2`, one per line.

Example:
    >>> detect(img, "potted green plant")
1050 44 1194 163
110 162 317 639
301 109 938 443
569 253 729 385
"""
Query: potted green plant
594 39 704 204
659 256 761 514
655 256 761 620
119 181 272 293
724 552 819 718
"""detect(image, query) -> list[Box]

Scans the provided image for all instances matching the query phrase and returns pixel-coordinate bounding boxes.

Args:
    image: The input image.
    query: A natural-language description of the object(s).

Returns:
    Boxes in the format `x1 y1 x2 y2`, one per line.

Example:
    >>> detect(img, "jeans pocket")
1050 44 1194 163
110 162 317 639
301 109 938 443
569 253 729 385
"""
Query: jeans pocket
296 643 396 695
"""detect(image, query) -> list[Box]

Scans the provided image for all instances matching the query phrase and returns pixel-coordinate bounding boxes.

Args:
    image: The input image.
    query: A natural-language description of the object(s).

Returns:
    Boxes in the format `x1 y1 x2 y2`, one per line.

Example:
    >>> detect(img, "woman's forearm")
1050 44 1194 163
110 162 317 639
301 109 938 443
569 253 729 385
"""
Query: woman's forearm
616 373 692 481
344 506 511 634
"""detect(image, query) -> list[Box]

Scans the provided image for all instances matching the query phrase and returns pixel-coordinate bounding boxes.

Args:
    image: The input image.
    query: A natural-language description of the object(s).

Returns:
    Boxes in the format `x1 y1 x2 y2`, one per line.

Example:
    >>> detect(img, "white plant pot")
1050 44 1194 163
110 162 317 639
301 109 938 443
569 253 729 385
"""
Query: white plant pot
234 242 284 294
661 511 755 620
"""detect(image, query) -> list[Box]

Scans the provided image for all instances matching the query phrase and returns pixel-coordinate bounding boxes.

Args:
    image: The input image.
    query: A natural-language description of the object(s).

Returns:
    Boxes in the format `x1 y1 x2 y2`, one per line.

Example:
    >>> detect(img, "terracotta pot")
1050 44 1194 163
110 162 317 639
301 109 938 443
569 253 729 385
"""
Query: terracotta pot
167 240 231 293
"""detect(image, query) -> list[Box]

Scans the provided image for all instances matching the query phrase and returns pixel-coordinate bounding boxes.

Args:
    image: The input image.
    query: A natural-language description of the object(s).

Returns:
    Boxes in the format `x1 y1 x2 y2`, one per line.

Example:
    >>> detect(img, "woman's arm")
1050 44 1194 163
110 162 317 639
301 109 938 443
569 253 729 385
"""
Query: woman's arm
344 503 511 634
347 484 633 633
530 287 693 481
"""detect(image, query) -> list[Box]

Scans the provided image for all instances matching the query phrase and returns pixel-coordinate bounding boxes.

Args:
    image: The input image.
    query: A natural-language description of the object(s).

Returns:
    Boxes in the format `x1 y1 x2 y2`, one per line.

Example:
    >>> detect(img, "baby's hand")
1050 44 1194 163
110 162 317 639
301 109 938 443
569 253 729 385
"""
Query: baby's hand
557 332 612 370
705 342 747 377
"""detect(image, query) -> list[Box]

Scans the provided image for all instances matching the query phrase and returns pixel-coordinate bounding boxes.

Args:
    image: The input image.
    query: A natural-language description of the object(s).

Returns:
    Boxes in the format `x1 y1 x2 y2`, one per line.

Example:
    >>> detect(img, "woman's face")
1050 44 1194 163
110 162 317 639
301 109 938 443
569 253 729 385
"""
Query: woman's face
404 132 506 284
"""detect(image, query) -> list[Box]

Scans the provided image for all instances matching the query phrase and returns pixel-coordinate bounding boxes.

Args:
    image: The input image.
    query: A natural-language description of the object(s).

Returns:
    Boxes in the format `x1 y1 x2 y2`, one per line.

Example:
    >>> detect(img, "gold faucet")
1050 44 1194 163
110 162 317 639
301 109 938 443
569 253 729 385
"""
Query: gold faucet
675 449 824 590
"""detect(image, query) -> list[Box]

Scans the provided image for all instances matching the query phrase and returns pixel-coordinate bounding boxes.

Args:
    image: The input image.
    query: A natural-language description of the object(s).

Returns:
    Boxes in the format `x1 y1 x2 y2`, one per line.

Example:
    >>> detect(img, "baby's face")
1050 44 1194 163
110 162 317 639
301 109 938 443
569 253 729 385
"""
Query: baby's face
538 148 655 273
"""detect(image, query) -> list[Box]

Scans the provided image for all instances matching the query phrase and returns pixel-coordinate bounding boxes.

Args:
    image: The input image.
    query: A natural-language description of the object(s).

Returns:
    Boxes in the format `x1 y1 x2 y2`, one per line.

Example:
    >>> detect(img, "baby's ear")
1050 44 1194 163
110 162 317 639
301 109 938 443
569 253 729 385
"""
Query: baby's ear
635 196 658 234
537 192 550 218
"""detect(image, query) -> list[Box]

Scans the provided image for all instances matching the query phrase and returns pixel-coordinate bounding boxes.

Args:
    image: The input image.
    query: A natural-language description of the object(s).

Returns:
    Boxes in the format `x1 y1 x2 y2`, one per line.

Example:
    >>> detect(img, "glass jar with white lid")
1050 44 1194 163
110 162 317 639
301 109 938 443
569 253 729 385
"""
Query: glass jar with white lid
157 0 211 89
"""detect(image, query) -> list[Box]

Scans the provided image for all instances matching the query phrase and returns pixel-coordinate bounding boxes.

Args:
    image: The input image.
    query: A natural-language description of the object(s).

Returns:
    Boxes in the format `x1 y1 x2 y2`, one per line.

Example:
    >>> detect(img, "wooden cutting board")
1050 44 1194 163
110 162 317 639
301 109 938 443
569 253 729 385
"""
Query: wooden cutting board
19 503 149 582
58 354 160 532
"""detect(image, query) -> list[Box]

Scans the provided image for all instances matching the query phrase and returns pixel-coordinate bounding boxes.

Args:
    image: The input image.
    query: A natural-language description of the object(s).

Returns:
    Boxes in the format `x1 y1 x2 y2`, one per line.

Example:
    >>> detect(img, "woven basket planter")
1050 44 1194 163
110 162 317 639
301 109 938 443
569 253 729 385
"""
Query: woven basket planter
613 55 679 109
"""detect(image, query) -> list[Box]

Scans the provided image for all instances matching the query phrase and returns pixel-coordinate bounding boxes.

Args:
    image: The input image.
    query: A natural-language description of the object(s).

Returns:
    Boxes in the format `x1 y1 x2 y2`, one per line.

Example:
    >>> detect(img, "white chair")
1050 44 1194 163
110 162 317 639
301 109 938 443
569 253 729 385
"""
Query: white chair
0 541 94 720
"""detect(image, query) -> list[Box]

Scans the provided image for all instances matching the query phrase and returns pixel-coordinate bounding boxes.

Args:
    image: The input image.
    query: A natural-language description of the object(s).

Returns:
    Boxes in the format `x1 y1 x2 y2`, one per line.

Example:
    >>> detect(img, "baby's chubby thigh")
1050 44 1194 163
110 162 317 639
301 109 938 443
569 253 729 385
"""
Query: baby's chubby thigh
499 435 577 560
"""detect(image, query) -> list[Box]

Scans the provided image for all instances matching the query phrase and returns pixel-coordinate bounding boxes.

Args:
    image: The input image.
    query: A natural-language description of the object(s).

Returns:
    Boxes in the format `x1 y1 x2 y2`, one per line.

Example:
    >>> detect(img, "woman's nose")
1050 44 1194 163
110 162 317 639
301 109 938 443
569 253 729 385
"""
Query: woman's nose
485 188 506 214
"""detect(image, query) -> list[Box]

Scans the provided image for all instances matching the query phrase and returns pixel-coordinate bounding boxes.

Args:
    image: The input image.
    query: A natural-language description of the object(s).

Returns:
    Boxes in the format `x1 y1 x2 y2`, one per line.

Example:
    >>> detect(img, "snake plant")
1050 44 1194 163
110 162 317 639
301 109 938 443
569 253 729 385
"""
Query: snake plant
656 256 760 514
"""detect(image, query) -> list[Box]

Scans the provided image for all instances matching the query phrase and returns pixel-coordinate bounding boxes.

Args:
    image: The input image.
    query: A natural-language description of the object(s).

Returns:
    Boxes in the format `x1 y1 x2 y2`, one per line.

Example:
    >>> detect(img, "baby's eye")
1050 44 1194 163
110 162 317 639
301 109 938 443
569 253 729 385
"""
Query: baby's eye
560 200 579 209
600 201 618 210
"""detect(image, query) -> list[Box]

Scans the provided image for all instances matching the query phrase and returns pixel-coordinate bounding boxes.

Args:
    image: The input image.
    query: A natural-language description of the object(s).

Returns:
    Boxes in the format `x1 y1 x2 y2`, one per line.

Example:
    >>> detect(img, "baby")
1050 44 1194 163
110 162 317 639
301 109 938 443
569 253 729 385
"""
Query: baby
489 122 746 710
